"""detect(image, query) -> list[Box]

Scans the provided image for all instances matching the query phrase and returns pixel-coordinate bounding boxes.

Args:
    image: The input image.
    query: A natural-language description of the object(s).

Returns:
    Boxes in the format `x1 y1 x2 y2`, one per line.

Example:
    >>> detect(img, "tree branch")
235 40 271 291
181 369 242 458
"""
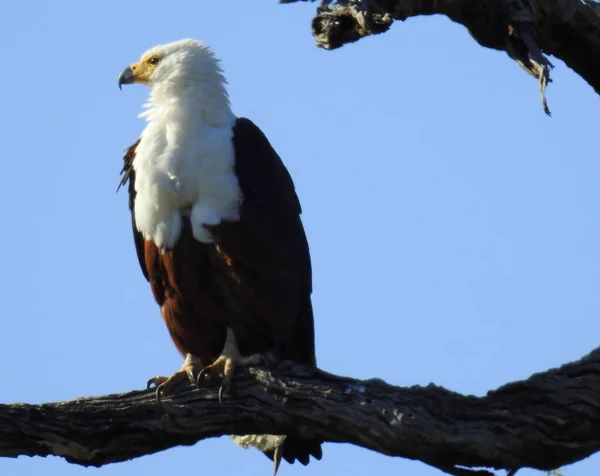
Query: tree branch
3 348 600 475
281 0 600 115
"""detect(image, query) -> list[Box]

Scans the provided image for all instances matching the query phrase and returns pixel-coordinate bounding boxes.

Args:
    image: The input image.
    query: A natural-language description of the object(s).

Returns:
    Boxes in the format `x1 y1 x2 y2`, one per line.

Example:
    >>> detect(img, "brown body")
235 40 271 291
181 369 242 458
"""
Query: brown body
120 117 321 465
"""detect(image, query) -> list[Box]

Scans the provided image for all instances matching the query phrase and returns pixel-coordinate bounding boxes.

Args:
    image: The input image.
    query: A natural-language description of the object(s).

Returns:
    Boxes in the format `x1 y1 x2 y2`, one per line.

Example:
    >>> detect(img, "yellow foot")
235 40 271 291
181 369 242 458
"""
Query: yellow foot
147 353 203 404
197 328 262 403
197 351 262 402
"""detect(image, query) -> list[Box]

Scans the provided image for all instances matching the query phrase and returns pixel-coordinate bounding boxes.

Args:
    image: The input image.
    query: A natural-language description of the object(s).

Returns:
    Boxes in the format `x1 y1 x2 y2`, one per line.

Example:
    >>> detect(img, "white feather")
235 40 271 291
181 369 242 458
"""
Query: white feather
230 434 287 452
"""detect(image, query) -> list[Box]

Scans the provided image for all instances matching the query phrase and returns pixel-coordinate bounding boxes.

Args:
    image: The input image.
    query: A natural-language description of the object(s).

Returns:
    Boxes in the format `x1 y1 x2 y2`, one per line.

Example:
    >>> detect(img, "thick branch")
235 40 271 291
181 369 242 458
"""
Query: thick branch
281 0 600 115
2 348 600 475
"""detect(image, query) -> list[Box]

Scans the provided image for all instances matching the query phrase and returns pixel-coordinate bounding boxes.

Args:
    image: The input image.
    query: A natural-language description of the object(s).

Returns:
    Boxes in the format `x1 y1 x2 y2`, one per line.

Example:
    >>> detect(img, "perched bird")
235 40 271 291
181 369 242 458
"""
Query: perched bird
117 39 322 473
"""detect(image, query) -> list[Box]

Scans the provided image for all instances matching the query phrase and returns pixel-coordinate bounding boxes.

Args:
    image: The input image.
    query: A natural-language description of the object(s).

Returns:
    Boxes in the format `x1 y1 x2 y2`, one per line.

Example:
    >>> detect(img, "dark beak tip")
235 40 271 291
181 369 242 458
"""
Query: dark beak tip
118 66 135 90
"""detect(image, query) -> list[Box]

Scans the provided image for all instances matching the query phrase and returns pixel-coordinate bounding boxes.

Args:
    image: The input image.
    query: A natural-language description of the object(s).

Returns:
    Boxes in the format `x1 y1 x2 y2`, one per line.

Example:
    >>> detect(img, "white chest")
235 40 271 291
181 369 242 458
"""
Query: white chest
132 113 242 249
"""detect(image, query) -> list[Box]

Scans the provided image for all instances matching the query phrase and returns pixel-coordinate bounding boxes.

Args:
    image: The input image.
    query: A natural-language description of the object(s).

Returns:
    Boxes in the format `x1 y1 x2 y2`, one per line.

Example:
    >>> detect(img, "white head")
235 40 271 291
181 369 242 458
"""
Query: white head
118 39 232 123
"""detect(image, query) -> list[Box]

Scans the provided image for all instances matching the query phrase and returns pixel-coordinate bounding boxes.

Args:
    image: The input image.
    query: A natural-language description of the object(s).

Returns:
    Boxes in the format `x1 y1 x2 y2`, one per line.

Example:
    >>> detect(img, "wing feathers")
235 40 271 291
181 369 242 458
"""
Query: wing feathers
210 117 316 364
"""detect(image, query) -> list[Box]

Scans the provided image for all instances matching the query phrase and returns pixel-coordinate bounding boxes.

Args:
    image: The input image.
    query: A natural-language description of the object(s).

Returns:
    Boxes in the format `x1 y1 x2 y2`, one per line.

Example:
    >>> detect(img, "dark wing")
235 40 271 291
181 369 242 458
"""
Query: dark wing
119 139 148 281
212 117 321 466
209 117 316 366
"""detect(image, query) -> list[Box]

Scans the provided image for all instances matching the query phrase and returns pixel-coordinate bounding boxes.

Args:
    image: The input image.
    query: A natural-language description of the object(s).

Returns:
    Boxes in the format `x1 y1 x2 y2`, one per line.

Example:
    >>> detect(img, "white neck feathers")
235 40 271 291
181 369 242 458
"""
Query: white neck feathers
132 79 241 249
140 71 234 126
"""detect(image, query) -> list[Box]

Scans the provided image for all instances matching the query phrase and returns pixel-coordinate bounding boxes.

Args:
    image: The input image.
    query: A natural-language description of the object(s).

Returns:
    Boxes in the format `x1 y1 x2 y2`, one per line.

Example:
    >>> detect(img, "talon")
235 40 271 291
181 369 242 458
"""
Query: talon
218 384 226 403
146 378 166 404
196 368 209 387
146 357 202 403
193 329 263 401
155 385 164 405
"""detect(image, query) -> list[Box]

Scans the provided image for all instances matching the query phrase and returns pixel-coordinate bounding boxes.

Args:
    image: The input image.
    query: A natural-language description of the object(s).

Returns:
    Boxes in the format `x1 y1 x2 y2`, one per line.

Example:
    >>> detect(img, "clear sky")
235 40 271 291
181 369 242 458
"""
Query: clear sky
1 1 599 476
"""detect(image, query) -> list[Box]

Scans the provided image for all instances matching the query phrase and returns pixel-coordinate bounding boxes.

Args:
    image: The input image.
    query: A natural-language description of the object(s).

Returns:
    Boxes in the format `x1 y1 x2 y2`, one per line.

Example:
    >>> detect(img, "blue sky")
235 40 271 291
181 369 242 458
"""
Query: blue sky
1 1 599 475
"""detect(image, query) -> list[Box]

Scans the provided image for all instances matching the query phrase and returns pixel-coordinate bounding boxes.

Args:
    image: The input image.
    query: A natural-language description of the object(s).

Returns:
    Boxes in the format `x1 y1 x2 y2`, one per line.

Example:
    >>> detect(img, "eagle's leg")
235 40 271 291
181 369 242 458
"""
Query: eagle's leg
197 327 262 402
147 353 204 403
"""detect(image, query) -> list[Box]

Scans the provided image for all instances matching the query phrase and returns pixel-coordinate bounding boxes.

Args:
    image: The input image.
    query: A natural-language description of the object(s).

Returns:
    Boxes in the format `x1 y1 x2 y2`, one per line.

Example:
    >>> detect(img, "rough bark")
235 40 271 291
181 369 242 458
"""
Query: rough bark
2 348 600 475
281 0 600 115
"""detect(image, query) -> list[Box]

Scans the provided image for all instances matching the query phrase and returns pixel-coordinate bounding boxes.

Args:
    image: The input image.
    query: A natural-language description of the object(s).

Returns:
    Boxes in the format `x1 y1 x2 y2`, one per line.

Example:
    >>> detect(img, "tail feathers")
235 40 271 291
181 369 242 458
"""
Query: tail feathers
264 437 323 474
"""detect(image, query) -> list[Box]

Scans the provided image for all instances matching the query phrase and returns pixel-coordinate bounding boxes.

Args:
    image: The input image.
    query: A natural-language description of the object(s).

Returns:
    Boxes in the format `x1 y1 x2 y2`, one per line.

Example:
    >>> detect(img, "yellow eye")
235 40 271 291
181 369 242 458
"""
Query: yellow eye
148 56 160 65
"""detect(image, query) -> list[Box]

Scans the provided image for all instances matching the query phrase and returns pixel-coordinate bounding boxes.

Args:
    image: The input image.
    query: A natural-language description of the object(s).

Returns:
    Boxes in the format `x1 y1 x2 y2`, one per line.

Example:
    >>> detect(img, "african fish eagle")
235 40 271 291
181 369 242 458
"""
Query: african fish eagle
117 39 322 472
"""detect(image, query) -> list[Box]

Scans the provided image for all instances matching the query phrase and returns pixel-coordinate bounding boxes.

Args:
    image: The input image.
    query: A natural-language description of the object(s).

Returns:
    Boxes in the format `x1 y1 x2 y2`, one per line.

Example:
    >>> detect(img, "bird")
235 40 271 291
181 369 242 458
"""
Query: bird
116 39 322 473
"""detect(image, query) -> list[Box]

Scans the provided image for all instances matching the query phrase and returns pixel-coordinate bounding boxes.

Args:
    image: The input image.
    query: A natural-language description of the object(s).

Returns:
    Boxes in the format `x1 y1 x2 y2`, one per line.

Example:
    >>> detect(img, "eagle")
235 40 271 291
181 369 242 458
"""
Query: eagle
117 39 322 472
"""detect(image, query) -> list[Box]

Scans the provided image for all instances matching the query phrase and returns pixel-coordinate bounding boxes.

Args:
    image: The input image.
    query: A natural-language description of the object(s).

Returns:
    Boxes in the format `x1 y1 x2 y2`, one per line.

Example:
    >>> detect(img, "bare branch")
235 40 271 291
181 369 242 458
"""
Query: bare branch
281 0 600 114
2 348 600 474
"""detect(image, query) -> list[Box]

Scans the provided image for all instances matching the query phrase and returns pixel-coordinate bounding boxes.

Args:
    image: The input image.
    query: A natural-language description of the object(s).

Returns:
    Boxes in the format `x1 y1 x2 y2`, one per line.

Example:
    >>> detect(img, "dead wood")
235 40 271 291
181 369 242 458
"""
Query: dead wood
2 349 600 475
281 0 600 115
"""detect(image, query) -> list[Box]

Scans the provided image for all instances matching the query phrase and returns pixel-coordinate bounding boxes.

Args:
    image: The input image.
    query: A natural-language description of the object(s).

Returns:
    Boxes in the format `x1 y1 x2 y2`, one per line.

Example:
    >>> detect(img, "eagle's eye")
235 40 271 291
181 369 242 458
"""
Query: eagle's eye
148 56 160 66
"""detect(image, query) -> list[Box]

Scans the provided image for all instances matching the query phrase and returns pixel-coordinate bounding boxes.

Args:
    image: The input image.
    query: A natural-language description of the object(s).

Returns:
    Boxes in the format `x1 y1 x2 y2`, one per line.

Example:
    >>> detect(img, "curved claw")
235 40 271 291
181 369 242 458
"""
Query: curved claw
196 368 209 387
155 385 164 405
218 382 231 403
146 378 165 404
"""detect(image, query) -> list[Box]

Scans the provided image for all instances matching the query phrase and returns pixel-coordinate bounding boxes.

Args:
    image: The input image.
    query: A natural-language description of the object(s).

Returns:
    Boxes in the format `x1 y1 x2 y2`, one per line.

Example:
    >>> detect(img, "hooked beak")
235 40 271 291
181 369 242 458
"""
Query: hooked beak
118 66 135 90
